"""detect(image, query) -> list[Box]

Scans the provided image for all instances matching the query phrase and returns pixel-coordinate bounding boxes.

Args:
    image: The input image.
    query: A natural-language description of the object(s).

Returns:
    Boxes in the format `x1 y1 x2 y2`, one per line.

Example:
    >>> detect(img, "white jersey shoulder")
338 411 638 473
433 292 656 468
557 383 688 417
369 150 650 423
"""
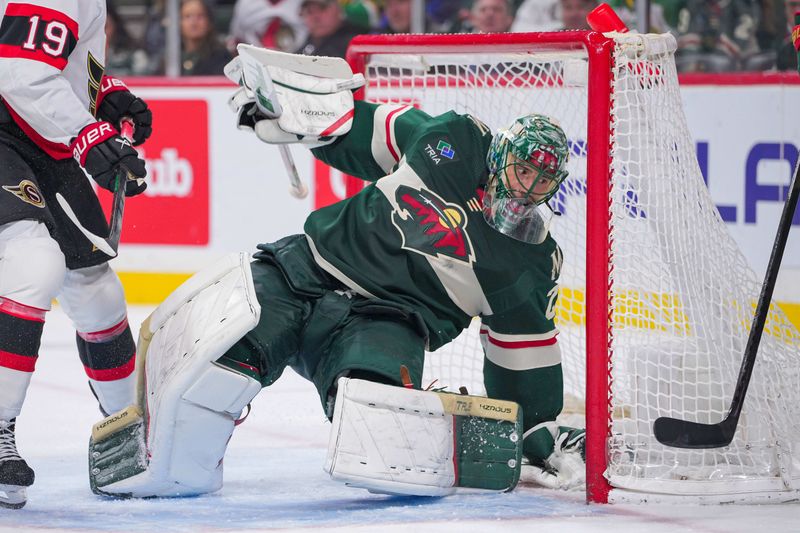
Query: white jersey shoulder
0 0 107 156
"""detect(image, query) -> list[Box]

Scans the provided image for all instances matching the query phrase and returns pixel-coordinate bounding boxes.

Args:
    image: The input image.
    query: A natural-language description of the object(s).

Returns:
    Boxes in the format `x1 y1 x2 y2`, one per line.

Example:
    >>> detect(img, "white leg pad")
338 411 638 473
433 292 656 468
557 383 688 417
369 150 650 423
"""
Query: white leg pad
89 253 261 497
324 378 523 497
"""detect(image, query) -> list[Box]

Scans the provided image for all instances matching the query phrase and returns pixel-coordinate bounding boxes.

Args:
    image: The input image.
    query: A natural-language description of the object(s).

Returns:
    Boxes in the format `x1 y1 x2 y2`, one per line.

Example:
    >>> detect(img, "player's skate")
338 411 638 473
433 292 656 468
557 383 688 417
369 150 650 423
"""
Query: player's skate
0 419 34 509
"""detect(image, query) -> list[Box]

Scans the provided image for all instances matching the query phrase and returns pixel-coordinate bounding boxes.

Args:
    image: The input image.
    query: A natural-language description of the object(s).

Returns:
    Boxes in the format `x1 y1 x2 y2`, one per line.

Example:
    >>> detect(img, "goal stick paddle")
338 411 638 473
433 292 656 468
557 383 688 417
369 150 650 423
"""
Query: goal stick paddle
653 153 800 449
56 119 137 258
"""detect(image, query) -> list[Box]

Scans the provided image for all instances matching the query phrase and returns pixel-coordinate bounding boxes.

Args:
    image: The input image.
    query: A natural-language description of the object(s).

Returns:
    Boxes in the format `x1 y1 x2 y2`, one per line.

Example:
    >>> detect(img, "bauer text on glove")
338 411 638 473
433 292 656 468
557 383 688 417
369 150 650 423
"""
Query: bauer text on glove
71 122 147 197
95 76 153 146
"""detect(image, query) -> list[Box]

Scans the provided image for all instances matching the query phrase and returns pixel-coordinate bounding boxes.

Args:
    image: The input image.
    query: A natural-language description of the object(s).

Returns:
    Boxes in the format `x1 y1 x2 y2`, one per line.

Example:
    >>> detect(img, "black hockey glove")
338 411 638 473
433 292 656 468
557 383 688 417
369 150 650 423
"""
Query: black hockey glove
96 79 152 146
71 121 147 197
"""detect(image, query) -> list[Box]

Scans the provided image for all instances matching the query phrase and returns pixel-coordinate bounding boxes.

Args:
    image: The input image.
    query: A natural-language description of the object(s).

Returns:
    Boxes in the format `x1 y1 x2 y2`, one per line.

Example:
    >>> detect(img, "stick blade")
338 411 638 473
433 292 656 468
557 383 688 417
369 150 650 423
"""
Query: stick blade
653 416 736 449
55 193 117 257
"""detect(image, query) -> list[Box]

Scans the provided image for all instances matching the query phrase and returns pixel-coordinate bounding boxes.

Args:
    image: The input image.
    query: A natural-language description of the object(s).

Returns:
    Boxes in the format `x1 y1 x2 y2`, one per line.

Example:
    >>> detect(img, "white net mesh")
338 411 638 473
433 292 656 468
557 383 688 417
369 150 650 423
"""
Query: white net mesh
355 32 800 499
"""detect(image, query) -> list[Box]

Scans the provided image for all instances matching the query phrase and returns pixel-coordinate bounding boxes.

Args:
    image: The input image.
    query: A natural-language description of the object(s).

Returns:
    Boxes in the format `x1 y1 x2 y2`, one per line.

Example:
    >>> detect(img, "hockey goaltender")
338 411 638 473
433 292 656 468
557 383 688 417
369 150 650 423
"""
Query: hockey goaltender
87 45 586 500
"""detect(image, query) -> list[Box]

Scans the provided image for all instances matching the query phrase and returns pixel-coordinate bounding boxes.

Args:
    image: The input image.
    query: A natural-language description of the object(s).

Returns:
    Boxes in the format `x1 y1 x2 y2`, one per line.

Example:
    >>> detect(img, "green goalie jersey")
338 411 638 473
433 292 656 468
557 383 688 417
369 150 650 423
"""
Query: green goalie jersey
308 101 565 460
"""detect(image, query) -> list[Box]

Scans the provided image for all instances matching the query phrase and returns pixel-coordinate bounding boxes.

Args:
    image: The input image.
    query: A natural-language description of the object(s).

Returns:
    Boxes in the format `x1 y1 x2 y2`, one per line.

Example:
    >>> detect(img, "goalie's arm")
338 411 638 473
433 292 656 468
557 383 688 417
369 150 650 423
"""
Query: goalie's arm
311 101 433 182
479 303 564 465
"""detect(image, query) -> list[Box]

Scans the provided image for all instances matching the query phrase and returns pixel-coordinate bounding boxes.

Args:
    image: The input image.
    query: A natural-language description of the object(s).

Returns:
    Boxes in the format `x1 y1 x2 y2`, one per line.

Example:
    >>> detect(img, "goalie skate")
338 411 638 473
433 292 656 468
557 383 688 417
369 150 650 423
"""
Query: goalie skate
0 419 34 509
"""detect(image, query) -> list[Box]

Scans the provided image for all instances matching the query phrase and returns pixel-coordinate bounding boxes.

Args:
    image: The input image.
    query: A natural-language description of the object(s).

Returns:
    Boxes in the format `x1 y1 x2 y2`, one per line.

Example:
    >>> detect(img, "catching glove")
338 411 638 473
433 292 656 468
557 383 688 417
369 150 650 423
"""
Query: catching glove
71 121 147 197
521 424 586 490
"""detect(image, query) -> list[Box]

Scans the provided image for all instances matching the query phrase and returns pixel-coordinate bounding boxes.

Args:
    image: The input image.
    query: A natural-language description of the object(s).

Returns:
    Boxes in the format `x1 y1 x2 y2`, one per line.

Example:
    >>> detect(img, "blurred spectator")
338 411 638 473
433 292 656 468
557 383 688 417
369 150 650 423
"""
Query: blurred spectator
342 0 381 30
105 2 150 76
755 0 781 53
229 0 308 52
776 0 800 71
511 0 561 32
675 0 760 72
180 0 234 75
656 0 684 29
143 0 167 74
378 0 452 33
428 0 468 32
608 0 674 33
469 0 514 33
298 0 364 58
559 0 596 30
379 0 413 33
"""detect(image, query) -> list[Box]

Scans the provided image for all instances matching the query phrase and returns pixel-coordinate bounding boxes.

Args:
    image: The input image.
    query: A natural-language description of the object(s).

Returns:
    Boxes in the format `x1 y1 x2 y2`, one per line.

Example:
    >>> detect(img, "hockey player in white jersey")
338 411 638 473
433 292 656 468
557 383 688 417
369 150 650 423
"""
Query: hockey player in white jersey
0 0 153 508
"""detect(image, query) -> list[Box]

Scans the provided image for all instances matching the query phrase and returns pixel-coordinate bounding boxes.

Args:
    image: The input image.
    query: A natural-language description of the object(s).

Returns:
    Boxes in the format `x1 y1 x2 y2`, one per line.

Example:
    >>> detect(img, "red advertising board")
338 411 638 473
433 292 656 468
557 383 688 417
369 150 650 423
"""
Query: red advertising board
98 99 209 245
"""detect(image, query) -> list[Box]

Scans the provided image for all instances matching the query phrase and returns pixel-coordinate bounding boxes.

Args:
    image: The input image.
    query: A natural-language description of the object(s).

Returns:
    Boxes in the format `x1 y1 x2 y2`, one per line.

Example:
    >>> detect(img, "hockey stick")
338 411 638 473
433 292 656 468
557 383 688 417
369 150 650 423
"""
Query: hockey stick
56 119 137 258
230 47 308 199
653 155 800 449
278 144 308 199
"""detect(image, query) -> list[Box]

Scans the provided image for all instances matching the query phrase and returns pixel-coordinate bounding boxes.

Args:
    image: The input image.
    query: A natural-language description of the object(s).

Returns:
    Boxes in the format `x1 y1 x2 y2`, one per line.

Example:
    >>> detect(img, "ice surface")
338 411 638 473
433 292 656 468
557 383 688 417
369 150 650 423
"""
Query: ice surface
1 305 796 532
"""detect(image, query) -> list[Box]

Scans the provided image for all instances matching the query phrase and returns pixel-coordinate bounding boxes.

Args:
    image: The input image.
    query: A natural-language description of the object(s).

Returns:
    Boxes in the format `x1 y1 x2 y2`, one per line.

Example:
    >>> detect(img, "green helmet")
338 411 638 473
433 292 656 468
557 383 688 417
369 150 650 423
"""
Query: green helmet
483 114 569 244
486 113 569 204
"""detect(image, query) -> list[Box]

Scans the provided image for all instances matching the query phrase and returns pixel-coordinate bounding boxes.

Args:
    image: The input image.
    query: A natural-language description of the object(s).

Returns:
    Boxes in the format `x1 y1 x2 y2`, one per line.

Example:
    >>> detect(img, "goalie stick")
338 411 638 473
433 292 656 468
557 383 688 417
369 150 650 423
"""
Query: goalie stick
653 153 800 449
231 45 308 199
56 119 138 257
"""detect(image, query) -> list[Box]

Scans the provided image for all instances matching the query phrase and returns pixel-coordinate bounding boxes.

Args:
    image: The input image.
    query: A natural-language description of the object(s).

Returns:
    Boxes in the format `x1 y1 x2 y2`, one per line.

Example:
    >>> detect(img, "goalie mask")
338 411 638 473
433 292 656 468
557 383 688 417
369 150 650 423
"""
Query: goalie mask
483 114 569 244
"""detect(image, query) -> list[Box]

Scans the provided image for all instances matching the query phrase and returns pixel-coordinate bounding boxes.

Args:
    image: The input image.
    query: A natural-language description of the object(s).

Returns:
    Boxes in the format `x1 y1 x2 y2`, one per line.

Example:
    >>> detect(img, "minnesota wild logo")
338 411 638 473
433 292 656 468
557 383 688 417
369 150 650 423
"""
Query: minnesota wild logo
392 185 474 263
3 180 45 208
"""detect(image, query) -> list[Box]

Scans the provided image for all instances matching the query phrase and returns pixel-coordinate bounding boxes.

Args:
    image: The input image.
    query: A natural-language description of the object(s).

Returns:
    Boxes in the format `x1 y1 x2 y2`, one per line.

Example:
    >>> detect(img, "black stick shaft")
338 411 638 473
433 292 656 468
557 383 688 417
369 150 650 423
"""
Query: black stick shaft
727 155 800 422
106 119 136 252
654 156 800 448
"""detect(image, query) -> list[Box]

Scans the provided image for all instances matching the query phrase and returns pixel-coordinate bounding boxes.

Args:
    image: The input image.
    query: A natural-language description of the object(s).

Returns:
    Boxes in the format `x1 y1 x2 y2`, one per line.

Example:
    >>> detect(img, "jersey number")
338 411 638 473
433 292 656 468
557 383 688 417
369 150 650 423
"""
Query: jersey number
21 16 68 57
545 285 558 320
550 247 563 281
546 248 562 320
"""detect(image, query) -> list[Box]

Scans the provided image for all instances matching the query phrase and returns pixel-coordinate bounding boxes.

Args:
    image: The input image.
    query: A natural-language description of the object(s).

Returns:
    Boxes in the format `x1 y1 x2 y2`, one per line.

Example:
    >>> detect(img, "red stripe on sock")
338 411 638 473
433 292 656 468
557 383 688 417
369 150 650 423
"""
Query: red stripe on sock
0 350 37 372
0 297 46 322
77 318 129 343
479 328 559 348
85 353 135 381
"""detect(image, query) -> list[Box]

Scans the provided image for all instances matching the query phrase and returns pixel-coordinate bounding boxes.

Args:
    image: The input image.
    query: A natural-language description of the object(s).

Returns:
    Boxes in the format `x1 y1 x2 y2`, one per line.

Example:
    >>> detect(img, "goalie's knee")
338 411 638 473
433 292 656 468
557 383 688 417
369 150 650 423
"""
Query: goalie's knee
324 378 523 497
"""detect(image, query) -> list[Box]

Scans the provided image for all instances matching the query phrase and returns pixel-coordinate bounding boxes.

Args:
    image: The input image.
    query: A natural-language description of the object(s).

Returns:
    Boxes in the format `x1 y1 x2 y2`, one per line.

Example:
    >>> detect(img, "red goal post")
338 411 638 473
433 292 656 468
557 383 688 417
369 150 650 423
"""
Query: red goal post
344 31 800 505
346 31 616 504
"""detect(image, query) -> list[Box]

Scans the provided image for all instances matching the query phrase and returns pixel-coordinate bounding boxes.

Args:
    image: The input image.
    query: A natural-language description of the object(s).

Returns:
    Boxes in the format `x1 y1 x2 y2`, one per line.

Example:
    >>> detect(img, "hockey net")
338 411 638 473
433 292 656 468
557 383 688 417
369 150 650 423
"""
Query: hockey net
345 31 800 503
